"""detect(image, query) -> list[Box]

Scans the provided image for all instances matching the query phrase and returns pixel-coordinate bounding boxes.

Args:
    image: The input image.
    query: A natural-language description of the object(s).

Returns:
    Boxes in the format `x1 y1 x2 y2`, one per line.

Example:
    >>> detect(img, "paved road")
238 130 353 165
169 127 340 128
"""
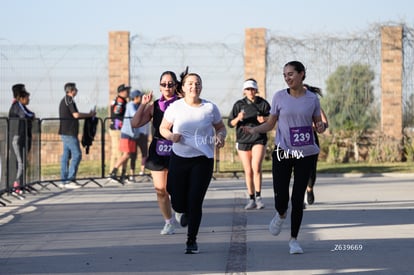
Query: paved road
0 174 413 275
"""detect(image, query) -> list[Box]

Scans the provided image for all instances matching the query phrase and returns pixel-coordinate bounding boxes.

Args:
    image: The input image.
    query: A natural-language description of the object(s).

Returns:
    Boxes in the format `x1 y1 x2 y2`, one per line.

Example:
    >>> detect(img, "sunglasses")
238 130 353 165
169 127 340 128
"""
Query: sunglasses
160 83 175 88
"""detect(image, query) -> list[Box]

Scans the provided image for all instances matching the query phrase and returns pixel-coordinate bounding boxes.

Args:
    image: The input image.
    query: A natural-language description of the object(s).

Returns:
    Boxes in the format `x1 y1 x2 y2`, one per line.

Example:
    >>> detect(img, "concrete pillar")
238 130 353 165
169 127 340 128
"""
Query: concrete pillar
381 26 403 140
108 31 130 112
244 28 267 99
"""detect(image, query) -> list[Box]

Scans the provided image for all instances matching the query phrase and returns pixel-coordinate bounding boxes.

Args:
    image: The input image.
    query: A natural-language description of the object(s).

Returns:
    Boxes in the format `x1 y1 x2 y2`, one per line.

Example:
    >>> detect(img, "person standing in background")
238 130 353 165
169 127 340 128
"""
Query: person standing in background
8 84 35 194
109 84 130 177
228 78 270 210
58 82 96 189
109 89 143 183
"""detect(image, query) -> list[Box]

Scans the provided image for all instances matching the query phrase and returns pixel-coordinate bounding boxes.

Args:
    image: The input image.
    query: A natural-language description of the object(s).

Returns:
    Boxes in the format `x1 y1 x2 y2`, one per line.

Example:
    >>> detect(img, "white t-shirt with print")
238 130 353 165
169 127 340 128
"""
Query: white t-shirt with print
163 98 222 158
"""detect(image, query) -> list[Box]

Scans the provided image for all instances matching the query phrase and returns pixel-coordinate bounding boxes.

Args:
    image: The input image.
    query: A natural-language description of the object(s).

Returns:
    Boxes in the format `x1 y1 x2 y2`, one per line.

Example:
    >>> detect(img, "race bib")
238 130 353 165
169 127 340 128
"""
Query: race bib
289 126 314 146
156 139 173 156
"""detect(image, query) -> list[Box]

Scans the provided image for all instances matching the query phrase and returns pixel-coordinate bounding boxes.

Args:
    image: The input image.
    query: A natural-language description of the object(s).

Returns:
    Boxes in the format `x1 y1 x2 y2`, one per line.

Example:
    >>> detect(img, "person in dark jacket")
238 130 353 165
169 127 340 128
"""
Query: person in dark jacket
109 84 130 174
228 79 270 210
8 84 35 194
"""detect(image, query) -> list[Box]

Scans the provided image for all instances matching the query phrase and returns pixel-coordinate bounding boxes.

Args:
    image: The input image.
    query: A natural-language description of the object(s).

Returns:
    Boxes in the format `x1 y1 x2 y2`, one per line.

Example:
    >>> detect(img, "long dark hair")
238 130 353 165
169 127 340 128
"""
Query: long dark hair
159 71 181 96
177 66 189 96
285 61 322 97
304 83 322 97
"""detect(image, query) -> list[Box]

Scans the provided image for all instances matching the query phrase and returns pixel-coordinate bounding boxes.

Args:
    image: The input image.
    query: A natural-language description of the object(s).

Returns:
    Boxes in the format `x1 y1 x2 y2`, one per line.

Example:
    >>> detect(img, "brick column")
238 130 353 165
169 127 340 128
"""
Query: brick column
381 26 403 140
108 31 130 112
244 28 267 99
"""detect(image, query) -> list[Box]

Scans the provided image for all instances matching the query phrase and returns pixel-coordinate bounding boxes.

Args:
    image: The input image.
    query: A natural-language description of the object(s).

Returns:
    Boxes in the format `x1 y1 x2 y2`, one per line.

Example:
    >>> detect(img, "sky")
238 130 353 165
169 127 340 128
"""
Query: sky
1 0 414 117
1 0 414 45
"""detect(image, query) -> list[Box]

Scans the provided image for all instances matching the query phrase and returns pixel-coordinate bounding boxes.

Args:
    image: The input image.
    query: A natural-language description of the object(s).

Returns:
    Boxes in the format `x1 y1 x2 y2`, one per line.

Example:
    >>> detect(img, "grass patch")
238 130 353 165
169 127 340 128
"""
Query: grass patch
41 160 103 179
40 160 414 180
317 161 414 174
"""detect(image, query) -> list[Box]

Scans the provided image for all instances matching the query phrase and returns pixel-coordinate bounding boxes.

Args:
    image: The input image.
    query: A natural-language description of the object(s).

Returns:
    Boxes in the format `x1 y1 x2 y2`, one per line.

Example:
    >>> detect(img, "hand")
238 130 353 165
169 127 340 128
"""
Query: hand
215 134 225 148
142 91 153 105
315 121 325 133
170 133 182 143
257 115 265 123
237 109 245 121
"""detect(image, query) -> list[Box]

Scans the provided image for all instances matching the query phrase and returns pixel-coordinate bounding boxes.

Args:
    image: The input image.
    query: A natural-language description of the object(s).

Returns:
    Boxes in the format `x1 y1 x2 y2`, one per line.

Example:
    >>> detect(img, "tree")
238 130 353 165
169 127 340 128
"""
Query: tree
322 63 376 162
322 63 376 131
403 93 414 128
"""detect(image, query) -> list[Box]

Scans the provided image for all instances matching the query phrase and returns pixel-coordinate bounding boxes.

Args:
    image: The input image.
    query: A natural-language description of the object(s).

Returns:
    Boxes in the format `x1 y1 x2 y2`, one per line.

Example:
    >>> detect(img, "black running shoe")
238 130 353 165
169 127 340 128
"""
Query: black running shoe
175 212 188 227
307 189 315 205
120 174 127 184
185 241 199 254
109 168 118 180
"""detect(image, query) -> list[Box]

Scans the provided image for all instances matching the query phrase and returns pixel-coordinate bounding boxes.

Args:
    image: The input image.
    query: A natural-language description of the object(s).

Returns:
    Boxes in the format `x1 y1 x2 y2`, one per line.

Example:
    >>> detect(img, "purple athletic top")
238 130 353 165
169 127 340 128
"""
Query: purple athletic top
270 88 321 157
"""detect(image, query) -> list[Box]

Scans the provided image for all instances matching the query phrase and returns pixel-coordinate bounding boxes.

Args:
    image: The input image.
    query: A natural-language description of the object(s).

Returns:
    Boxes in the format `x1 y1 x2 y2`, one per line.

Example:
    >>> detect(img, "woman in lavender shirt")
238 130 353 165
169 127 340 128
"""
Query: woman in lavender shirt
243 61 326 254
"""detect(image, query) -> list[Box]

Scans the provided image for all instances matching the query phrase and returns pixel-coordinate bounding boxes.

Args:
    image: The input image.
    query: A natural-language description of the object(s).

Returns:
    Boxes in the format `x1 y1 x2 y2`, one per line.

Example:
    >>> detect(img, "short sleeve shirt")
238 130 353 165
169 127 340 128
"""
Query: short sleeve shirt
58 95 79 136
228 96 270 144
121 101 141 138
163 98 222 158
270 89 321 157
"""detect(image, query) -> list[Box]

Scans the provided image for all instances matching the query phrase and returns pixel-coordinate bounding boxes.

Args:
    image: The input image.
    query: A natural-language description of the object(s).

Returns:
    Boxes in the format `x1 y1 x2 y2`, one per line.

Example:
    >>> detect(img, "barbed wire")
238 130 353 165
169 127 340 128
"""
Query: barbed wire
1 24 414 122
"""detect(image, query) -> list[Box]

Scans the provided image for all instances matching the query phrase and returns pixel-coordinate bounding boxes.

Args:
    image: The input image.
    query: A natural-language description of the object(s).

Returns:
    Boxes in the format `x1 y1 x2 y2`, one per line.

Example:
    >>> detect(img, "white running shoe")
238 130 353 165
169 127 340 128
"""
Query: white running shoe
64 182 81 189
289 239 304 254
160 222 176 235
244 199 257 210
269 213 285 236
255 196 265 209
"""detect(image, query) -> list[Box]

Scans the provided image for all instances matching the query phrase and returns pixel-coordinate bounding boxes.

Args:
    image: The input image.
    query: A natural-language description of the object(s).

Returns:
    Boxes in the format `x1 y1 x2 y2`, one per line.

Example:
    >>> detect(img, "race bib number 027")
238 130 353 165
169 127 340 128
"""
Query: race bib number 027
156 139 173 156
289 126 314 146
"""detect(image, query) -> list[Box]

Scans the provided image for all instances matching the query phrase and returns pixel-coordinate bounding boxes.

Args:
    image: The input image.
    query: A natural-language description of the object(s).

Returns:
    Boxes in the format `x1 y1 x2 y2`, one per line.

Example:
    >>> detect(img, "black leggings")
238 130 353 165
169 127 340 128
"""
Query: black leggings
167 153 214 242
272 151 318 238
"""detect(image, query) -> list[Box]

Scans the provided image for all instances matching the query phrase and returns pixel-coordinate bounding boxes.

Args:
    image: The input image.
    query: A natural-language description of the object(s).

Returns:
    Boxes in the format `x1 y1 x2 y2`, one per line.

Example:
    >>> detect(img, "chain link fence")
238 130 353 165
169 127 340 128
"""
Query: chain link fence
2 25 414 125
1 25 414 184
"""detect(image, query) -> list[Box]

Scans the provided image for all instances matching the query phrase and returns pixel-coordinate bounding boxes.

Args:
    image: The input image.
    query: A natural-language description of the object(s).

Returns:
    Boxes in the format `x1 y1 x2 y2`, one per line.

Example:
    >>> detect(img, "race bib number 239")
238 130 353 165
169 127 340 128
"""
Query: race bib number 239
289 126 314 146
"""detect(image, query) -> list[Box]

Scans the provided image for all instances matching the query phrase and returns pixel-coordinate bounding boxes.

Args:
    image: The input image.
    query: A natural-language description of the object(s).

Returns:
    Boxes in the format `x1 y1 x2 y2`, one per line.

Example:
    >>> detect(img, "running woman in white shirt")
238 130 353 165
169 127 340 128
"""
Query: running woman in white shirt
160 72 226 254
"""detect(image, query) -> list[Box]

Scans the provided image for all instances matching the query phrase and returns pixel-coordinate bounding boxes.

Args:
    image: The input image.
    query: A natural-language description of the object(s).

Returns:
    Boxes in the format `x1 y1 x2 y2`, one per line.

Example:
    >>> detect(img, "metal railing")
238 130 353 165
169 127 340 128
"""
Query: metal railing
0 115 269 205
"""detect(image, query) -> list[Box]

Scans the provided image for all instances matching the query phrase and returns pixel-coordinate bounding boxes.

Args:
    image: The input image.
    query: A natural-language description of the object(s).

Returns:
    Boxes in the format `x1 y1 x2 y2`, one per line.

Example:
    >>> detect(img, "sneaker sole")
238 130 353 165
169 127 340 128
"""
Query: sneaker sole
160 231 175 235
185 249 200 254
244 203 257 210
65 185 81 189
290 250 304 254
269 229 281 236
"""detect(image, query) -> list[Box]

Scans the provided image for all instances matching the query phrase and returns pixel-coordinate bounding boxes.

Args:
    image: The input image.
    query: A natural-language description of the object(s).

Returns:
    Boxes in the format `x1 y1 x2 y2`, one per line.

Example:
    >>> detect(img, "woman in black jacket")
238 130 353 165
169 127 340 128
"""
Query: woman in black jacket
8 84 35 194
228 78 270 210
